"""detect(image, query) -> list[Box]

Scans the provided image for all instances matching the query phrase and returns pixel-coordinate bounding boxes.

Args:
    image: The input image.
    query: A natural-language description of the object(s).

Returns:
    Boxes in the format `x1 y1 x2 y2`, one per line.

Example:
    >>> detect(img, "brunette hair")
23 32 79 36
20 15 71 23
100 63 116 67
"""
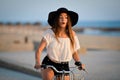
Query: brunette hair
52 13 75 49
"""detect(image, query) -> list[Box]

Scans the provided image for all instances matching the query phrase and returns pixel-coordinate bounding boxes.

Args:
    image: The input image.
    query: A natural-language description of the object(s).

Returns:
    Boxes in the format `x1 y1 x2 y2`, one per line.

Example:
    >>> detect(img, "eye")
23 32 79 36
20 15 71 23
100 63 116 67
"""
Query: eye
65 16 68 19
59 13 68 19
59 16 63 19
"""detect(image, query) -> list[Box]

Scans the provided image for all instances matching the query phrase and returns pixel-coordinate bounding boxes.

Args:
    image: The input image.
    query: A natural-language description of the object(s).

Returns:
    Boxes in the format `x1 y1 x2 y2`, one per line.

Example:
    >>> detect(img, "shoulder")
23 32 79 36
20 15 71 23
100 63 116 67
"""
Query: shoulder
72 30 76 36
72 30 79 39
42 28 55 40
44 28 52 33
43 28 53 35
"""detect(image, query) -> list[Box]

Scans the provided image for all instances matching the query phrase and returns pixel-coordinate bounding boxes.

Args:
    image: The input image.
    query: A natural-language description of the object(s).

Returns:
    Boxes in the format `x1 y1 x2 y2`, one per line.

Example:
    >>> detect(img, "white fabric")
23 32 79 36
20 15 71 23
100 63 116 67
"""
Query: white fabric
42 29 80 62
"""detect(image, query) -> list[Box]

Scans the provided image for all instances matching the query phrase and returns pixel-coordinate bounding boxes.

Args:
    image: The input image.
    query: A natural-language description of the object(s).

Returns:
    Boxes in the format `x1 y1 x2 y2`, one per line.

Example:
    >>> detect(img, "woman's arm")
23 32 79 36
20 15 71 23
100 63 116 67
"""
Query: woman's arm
73 51 85 70
72 51 80 62
34 38 47 69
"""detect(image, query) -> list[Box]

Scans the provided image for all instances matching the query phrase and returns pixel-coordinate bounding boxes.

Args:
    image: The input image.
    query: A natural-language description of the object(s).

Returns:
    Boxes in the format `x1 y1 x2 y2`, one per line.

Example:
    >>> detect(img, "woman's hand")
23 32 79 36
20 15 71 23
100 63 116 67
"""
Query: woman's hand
34 63 41 69
78 64 85 70
75 61 85 70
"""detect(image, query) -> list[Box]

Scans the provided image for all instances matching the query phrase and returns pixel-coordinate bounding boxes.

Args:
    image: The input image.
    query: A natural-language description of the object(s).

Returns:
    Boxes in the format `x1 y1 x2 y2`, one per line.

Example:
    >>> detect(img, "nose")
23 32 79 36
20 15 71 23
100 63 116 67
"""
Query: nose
61 17 66 21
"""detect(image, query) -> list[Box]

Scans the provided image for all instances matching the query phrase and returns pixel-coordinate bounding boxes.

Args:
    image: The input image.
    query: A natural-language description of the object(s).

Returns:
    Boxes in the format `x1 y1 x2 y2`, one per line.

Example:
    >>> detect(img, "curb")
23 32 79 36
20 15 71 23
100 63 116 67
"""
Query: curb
0 59 41 78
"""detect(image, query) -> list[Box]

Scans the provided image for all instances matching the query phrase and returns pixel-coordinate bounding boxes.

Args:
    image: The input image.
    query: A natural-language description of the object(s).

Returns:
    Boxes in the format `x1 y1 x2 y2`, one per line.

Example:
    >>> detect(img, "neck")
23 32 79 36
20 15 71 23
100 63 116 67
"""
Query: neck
59 27 66 33
57 27 67 37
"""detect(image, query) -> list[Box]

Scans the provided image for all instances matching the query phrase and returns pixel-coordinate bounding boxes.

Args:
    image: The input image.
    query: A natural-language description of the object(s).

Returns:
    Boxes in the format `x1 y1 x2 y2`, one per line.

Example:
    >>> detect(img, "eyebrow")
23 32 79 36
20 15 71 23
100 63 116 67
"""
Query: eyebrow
59 15 68 17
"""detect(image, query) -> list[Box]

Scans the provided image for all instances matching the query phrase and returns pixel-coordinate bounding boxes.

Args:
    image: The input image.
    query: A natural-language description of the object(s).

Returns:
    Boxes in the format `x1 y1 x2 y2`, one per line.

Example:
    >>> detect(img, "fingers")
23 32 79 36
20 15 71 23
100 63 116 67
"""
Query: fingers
82 64 85 69
34 64 41 69
78 64 85 71
78 66 82 70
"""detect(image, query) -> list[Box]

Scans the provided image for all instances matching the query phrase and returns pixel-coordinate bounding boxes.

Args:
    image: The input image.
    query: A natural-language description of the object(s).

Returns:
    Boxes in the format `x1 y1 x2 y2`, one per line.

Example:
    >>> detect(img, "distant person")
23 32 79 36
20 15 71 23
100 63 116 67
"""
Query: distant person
34 7 85 80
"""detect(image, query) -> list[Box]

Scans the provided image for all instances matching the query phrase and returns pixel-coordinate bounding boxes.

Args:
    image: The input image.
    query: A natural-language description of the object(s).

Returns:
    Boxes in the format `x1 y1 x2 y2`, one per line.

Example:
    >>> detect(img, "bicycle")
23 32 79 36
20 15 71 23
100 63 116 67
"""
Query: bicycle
38 64 88 80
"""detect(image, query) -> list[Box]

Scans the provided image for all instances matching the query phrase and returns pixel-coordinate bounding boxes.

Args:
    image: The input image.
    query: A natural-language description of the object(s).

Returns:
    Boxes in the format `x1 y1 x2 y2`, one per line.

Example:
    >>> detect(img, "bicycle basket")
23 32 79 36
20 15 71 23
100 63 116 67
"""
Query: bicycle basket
70 67 86 80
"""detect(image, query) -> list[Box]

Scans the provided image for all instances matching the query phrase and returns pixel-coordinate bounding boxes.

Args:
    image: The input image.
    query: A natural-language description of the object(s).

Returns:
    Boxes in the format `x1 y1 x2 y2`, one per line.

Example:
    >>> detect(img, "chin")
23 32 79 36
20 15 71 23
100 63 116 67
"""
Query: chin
60 26 66 28
60 25 67 28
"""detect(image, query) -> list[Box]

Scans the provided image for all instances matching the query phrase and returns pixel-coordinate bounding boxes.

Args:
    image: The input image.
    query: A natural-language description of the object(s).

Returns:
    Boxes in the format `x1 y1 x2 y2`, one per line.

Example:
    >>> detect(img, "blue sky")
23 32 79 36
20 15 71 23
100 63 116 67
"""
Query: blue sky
0 0 120 24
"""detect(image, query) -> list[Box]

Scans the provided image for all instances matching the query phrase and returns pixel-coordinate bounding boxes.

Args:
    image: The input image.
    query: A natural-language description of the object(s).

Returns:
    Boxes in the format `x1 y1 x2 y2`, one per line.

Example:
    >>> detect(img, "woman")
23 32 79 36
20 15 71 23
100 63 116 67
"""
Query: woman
34 7 85 80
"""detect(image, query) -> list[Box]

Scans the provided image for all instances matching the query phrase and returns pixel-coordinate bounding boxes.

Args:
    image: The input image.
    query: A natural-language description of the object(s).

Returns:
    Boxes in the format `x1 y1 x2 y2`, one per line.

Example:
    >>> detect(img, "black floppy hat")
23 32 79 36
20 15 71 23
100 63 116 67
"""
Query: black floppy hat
48 7 78 27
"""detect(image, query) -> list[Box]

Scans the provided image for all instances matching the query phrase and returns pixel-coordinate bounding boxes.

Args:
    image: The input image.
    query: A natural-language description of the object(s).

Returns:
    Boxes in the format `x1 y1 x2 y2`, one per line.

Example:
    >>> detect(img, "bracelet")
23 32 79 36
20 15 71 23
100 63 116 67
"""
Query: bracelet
75 61 82 66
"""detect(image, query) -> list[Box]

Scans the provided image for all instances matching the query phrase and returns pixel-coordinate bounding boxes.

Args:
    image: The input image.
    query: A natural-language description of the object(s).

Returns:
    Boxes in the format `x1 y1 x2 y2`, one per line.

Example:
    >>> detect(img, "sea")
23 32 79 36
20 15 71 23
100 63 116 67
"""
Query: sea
42 21 120 37
77 21 120 37
79 29 120 37
76 21 120 28
2 21 120 36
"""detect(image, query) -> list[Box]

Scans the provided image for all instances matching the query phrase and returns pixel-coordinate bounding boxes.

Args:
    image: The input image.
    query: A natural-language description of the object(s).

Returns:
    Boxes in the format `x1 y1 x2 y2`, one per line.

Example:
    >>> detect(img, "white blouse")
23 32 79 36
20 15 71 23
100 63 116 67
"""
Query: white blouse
42 29 80 62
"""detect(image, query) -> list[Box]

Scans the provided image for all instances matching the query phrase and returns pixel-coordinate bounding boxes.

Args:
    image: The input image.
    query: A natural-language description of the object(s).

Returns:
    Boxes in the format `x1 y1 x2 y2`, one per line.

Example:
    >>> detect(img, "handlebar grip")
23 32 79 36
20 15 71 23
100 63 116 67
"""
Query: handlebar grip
82 68 85 71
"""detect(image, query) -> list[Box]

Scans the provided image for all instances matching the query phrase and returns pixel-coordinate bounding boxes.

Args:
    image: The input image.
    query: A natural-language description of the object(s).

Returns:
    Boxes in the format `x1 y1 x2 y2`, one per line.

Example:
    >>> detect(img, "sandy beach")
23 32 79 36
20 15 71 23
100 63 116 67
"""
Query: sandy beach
0 25 120 52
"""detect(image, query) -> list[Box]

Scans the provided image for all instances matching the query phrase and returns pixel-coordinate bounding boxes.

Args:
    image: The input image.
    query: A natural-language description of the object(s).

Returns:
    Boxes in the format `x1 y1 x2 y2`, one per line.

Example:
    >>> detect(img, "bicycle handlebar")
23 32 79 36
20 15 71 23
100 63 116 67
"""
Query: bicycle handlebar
41 64 71 74
40 64 88 74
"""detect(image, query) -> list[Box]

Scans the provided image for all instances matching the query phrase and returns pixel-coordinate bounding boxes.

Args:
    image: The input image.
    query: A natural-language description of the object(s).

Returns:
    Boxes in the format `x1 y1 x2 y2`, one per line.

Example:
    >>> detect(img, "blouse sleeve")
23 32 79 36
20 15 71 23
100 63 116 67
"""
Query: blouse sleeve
74 35 80 52
42 29 52 48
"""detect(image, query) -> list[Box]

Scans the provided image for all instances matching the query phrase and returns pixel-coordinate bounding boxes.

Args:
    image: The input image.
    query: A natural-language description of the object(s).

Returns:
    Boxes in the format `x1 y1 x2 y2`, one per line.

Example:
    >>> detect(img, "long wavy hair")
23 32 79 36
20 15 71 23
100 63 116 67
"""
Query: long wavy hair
52 13 75 49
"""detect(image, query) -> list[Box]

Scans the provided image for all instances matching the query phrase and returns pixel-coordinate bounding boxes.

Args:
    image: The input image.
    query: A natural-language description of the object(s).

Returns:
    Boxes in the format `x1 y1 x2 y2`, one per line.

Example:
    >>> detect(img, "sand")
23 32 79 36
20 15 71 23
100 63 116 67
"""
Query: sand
0 25 120 52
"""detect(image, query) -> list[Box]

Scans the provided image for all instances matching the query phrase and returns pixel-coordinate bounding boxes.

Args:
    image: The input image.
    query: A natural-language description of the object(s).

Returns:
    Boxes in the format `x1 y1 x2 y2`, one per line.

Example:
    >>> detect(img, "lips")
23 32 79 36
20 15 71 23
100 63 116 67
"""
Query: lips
59 22 66 26
61 22 65 24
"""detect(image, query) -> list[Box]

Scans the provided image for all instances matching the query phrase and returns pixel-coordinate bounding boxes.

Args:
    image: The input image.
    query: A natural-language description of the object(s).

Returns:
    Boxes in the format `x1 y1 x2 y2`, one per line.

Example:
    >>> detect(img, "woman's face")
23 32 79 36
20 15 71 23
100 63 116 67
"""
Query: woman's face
58 13 68 28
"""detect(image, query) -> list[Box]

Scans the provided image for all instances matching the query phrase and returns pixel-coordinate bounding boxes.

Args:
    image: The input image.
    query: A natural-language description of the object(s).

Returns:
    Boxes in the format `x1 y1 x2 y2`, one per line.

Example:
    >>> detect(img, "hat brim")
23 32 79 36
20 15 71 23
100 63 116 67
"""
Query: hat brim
48 8 78 27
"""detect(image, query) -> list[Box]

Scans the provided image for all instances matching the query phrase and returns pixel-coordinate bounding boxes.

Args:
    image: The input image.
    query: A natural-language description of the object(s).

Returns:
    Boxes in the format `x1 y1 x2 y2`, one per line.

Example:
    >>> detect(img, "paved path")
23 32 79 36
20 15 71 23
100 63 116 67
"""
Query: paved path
0 67 41 80
0 50 120 80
